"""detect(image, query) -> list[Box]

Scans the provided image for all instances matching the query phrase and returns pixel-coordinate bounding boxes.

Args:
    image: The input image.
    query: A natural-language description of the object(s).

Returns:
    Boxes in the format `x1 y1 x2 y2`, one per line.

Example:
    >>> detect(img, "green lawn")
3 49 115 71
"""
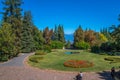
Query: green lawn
28 49 120 72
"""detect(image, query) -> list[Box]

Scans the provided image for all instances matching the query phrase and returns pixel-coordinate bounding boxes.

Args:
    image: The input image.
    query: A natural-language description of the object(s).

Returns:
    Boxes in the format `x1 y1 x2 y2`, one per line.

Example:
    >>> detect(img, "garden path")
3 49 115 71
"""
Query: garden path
0 53 114 80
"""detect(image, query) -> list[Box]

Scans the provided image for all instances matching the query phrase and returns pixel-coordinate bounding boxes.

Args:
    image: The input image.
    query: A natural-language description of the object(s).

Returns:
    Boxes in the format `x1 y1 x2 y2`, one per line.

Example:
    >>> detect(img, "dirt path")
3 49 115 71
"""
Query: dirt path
0 53 113 80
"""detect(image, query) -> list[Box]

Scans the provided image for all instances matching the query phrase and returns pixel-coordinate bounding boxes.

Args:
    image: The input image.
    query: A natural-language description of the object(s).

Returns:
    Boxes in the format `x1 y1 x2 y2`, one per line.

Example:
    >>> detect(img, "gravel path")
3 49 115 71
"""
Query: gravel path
0 53 113 80
0 53 30 67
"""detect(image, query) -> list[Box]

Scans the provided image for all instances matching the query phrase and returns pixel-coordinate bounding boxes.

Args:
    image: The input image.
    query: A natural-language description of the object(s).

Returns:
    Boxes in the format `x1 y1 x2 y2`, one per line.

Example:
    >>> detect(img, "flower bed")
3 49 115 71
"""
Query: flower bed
64 60 94 68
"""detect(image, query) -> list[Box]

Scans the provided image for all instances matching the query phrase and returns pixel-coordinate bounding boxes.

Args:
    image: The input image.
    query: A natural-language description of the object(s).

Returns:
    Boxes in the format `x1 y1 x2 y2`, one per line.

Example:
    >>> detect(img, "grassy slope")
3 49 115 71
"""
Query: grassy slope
28 49 120 72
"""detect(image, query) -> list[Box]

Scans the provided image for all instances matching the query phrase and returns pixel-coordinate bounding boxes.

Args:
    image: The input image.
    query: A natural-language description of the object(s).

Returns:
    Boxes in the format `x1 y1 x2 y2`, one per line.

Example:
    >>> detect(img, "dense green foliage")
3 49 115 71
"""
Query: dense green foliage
0 0 45 61
21 11 34 53
32 26 44 50
58 25 65 42
52 25 65 42
74 41 90 50
100 42 115 52
52 25 58 41
0 22 16 59
43 45 51 53
2 0 23 55
74 26 84 43
51 41 64 49
65 40 71 48
91 45 101 53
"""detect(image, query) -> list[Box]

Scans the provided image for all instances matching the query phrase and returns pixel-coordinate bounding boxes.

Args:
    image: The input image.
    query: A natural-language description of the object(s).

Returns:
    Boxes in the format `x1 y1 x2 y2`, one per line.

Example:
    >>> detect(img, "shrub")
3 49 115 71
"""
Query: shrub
91 45 101 53
35 50 46 55
29 56 43 63
64 60 94 68
0 54 9 62
104 57 120 63
51 41 64 49
43 45 51 53
74 41 90 50
113 52 120 56
65 40 71 49
100 42 116 52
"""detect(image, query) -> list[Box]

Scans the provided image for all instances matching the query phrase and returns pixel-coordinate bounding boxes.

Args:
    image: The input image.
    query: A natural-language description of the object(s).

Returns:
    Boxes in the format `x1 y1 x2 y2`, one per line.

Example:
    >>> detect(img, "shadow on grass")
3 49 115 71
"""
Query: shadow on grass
97 71 113 80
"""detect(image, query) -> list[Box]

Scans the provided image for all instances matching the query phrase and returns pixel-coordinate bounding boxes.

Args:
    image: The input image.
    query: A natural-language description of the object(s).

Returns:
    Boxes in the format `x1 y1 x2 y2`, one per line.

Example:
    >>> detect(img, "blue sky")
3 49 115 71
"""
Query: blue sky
0 0 120 34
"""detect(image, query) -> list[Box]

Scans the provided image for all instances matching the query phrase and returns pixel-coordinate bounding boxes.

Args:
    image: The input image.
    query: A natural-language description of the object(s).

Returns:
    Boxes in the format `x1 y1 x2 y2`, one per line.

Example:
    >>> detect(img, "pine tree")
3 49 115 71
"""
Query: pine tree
0 22 16 58
1 0 23 55
21 11 34 53
2 0 23 22
32 26 44 50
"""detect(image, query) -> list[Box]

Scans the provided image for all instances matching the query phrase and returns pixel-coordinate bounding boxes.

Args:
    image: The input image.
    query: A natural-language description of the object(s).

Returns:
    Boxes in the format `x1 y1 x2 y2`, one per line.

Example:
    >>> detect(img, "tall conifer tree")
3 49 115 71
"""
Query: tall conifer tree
2 0 23 55
21 11 34 52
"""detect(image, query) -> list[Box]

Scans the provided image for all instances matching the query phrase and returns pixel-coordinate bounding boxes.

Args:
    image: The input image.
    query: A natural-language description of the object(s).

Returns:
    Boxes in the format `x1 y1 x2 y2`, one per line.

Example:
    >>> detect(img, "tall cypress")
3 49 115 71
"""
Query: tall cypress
58 24 65 42
52 25 58 41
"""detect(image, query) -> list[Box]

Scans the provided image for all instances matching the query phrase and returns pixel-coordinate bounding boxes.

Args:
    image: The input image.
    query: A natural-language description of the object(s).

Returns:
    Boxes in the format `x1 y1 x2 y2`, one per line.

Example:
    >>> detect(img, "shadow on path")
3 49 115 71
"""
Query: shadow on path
115 71 120 80
97 71 113 80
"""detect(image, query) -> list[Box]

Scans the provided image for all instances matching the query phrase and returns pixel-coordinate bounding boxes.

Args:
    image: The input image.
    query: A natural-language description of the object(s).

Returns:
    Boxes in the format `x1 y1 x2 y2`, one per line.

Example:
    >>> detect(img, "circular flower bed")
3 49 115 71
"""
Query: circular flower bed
64 60 94 68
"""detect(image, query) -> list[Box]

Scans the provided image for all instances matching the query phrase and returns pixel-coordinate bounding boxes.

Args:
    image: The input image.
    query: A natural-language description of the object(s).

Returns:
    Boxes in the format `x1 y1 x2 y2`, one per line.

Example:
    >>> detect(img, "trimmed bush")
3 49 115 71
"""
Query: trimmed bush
74 41 90 50
29 56 43 63
91 45 101 53
35 50 46 55
65 40 71 49
0 54 9 62
104 57 120 63
51 41 64 49
43 45 51 53
100 42 116 52
64 60 94 68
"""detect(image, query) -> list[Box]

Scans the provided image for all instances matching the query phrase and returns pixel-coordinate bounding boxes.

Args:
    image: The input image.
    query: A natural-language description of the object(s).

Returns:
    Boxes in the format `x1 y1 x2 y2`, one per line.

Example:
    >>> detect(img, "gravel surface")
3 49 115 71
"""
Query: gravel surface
0 53 29 67
0 53 114 80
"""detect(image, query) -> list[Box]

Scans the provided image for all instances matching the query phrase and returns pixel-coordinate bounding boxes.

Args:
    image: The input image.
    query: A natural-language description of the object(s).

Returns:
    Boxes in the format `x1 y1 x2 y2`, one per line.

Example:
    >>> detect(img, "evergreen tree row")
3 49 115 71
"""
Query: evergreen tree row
52 24 65 43
0 0 45 61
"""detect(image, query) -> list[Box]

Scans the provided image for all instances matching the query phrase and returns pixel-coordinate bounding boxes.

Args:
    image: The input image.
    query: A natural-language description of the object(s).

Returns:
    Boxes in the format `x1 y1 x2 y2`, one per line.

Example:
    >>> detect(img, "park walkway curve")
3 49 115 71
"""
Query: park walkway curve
0 53 114 80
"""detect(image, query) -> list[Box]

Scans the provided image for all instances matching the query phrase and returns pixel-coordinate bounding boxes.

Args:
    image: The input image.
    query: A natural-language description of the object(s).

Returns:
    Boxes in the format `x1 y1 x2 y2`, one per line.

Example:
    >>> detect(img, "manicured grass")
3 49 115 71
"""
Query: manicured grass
28 49 120 72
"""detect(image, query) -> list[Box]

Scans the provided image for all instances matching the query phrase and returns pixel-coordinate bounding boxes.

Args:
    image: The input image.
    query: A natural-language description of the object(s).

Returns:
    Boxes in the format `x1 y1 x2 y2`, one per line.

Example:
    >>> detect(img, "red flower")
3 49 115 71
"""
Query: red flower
64 60 94 68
